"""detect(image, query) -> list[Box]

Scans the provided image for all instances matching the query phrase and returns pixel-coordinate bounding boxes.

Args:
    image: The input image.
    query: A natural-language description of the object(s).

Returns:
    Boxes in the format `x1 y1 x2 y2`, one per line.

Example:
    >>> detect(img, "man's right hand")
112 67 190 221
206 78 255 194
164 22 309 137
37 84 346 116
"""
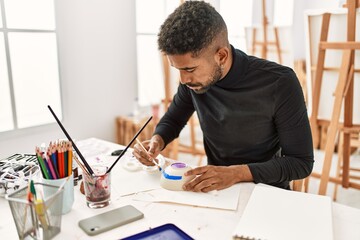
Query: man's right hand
132 134 164 166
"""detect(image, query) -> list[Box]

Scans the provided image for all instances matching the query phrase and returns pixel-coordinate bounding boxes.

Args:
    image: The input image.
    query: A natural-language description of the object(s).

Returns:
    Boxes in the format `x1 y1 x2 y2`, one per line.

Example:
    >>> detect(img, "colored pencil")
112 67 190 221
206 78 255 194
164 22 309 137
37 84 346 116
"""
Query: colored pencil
59 146 64 178
64 144 68 177
46 154 57 180
35 148 50 179
42 155 53 179
56 144 61 178
68 142 73 175
50 144 60 178
35 140 78 179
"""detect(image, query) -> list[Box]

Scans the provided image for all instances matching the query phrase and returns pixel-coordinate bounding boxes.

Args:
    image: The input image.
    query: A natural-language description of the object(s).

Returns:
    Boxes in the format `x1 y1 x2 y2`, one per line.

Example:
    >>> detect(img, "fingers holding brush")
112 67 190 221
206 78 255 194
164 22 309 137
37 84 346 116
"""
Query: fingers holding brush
133 140 155 166
134 139 163 171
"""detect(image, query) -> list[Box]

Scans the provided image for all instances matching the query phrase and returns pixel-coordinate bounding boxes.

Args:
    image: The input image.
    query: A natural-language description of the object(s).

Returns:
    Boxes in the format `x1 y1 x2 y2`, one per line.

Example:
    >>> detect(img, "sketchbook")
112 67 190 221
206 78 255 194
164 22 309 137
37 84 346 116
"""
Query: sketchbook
233 184 333 240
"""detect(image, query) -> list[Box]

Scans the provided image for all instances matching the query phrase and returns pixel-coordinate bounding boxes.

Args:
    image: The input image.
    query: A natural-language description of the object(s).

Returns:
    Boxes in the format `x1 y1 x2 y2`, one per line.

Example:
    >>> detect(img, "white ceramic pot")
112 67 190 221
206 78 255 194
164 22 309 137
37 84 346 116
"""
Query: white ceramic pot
160 162 195 191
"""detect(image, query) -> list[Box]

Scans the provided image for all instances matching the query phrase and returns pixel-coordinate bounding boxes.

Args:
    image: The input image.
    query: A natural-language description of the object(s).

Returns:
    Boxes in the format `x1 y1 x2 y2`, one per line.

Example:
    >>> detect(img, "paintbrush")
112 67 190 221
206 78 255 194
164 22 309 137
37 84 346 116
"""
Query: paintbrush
135 138 162 171
47 105 94 176
107 116 153 173
73 155 90 177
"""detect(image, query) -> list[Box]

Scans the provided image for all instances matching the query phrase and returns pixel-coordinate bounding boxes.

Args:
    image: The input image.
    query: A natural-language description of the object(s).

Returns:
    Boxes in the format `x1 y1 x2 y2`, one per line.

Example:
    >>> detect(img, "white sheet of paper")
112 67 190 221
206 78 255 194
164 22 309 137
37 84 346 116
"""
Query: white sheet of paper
109 155 163 197
132 184 241 210
76 138 114 159
75 138 241 209
233 184 333 240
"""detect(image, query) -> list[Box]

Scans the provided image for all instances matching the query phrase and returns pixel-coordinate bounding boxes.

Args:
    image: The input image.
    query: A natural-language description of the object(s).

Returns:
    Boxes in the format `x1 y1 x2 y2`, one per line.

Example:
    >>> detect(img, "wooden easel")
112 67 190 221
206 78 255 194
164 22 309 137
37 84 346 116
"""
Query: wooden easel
308 0 360 195
251 0 282 64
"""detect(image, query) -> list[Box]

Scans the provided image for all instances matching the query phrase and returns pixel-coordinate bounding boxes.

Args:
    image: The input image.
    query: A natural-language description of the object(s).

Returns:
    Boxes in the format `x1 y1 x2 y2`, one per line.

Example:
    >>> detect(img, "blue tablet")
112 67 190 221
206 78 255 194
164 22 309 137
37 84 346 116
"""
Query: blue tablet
121 223 194 240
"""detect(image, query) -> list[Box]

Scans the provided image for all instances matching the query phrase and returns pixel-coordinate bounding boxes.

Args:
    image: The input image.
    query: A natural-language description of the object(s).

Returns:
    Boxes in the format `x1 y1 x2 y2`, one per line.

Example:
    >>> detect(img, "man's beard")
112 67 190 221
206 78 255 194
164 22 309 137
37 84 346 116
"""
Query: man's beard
191 64 223 94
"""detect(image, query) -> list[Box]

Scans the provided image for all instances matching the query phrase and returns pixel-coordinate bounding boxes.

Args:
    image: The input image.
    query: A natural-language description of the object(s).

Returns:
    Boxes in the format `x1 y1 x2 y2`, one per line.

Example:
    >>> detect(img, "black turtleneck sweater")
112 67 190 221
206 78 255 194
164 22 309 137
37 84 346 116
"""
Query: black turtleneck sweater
154 46 314 189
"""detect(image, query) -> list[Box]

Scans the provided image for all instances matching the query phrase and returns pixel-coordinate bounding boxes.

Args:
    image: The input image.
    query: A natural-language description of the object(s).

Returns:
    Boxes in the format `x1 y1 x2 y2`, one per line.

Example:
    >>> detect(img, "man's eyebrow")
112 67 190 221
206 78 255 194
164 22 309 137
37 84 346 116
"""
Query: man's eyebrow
177 66 197 71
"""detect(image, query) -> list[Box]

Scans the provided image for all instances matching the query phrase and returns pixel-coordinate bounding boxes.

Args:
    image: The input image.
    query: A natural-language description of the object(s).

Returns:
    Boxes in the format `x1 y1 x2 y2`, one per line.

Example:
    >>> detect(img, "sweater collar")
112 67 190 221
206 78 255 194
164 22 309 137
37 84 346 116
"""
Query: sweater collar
215 45 249 88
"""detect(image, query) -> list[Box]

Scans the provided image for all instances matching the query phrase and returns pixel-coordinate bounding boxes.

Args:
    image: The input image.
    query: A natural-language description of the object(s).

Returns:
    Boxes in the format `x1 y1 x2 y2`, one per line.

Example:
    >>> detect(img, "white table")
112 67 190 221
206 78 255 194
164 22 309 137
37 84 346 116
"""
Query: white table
1 138 360 239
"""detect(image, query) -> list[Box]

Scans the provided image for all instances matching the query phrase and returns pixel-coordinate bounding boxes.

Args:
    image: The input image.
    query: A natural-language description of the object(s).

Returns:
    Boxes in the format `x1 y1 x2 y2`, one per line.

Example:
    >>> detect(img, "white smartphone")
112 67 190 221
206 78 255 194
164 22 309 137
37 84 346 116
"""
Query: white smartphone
78 205 144 236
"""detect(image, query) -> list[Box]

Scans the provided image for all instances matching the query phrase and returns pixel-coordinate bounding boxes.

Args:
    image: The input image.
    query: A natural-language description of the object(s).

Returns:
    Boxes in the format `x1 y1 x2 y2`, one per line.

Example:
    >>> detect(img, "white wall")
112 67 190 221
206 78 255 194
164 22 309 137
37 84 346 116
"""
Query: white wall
0 0 136 157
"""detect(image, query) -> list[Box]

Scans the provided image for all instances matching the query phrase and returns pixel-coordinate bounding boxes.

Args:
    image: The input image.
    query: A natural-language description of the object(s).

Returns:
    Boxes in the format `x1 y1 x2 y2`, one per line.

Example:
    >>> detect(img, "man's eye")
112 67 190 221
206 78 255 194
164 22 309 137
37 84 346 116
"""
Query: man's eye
186 69 195 73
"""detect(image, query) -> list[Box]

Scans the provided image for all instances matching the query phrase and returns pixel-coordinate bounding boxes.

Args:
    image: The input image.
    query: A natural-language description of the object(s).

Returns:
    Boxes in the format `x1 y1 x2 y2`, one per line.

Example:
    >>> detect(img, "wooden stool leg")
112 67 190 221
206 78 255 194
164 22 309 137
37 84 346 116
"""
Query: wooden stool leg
333 132 344 201
292 179 304 192
116 117 122 144
304 176 310 193
116 117 127 145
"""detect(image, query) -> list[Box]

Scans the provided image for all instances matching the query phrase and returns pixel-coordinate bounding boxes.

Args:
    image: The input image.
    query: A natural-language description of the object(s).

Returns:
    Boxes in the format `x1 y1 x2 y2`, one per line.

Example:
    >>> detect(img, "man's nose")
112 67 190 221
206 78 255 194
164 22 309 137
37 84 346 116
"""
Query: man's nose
179 72 192 85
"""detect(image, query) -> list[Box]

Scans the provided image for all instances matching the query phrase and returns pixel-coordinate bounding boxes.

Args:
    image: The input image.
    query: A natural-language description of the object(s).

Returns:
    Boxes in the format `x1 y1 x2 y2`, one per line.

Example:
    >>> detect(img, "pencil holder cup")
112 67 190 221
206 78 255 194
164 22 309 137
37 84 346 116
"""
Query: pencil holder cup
6 182 64 240
42 175 74 214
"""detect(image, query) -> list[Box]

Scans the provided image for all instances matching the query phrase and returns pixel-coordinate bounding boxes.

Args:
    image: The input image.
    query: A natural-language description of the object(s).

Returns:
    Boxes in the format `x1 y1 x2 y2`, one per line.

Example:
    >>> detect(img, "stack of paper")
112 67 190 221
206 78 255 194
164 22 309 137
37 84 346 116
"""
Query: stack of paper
233 184 333 240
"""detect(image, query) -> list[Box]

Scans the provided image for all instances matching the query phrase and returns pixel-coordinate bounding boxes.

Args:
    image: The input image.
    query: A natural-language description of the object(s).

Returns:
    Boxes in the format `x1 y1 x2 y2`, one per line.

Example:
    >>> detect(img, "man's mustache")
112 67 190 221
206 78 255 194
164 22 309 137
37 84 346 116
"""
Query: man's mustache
186 83 202 87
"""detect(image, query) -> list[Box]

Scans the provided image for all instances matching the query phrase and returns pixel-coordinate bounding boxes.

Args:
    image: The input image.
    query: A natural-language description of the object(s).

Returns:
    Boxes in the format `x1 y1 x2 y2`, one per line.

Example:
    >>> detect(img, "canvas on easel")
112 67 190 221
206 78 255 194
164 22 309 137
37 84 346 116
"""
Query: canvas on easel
245 0 294 67
305 0 360 196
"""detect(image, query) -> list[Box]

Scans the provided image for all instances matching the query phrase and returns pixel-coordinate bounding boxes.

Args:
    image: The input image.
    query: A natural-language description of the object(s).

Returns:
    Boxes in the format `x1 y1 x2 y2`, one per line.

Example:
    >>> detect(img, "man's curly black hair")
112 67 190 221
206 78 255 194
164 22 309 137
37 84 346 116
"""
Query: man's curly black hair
158 1 227 56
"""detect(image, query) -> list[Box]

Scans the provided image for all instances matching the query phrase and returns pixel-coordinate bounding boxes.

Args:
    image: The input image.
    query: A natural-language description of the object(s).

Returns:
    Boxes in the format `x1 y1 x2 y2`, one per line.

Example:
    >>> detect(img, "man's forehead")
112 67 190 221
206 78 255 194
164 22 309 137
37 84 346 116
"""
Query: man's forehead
168 53 201 69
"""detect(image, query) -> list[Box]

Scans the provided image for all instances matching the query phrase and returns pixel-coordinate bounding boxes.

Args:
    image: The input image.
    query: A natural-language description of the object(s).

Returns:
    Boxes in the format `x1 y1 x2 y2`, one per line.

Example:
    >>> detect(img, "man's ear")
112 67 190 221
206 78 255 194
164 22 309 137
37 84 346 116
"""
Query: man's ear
216 47 229 66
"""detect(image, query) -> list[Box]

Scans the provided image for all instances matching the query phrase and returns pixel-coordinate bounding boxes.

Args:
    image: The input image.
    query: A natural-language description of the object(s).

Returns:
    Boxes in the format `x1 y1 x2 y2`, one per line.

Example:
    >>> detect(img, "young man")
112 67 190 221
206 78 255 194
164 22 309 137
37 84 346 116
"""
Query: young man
133 1 313 192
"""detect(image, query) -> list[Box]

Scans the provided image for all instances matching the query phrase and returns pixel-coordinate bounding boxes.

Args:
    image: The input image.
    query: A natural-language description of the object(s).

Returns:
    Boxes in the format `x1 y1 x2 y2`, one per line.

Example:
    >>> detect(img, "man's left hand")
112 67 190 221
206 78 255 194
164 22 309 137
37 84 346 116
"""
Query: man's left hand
182 165 243 193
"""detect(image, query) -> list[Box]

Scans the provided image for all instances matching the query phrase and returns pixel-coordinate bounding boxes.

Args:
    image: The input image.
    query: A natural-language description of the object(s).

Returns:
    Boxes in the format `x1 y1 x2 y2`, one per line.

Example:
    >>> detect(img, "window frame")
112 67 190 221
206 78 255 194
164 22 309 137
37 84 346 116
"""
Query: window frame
0 0 62 135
